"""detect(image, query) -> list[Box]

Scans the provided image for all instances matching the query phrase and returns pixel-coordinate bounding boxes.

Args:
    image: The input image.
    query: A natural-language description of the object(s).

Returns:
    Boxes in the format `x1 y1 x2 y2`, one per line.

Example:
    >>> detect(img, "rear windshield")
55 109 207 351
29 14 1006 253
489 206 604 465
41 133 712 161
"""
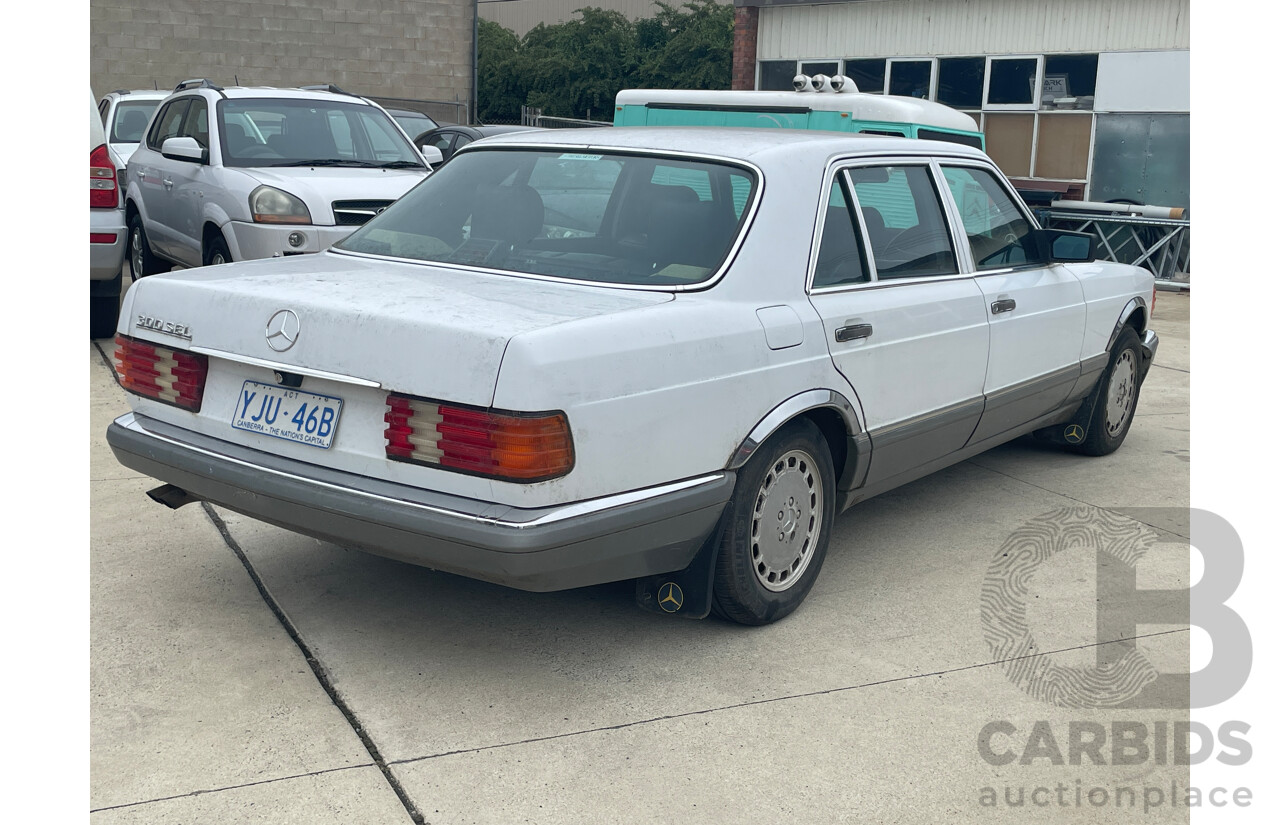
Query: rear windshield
110 100 161 143
216 98 425 169
335 149 758 287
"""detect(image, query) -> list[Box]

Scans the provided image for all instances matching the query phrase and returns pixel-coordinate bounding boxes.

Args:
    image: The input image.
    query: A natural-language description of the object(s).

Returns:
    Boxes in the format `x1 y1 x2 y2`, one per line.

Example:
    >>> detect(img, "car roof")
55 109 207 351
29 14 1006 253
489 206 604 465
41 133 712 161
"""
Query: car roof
106 90 170 101
469 126 990 163
212 86 378 105
473 125 542 135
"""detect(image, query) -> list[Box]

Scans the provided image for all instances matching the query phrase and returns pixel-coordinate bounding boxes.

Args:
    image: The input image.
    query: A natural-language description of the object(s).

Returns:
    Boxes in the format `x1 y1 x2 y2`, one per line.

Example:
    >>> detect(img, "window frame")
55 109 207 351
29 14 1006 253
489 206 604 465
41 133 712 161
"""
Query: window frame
146 98 192 152
936 160 1048 275
983 55 1044 111
807 155 970 294
886 57 938 100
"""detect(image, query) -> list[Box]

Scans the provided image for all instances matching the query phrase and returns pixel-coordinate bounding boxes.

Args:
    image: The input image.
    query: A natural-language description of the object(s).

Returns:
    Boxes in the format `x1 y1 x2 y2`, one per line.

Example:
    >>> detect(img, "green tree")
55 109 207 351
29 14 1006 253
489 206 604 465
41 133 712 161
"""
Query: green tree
477 19 525 122
638 2 733 90
476 3 734 122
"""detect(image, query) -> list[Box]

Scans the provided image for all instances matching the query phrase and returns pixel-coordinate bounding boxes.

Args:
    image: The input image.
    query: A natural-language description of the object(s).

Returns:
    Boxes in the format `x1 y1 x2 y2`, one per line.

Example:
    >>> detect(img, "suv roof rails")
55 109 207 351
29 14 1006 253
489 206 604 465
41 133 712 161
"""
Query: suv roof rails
300 83 359 98
111 89 130 96
173 78 223 93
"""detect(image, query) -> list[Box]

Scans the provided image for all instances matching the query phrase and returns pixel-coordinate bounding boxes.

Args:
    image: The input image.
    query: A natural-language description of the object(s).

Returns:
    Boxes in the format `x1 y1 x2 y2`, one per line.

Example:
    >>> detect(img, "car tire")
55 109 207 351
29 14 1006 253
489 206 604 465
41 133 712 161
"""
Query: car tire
204 233 232 267
712 419 836 625
90 271 123 339
129 215 165 278
1071 326 1143 457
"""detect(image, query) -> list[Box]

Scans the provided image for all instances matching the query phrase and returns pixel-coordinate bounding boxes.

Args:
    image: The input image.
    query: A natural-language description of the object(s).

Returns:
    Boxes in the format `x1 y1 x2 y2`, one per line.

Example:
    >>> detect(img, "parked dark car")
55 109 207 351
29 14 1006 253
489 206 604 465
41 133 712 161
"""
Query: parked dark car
412 125 544 162
387 108 440 140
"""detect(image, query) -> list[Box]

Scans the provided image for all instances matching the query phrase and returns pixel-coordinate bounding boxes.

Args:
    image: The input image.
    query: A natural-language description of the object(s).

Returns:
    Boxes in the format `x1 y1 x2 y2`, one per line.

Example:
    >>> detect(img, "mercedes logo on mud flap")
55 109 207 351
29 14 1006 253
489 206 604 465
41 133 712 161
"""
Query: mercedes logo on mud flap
265 309 301 352
657 582 684 612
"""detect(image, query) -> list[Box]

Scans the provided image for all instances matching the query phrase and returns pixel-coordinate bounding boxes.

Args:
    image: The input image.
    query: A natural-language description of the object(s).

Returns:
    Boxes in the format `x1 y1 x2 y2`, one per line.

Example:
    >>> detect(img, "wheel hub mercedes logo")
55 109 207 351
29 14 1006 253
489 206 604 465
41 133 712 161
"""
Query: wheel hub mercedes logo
265 309 300 352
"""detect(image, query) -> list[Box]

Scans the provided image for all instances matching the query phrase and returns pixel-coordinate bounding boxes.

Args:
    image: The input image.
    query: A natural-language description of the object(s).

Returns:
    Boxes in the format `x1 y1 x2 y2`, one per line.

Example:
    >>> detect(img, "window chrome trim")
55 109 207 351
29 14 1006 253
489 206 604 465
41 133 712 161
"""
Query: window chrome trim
329 143 766 294
806 155 966 293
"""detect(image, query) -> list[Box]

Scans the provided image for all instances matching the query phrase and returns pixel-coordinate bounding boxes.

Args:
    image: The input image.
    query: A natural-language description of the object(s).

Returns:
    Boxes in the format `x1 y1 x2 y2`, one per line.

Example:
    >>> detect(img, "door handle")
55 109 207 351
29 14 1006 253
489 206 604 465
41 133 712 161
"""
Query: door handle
834 323 873 342
991 298 1016 314
162 178 173 190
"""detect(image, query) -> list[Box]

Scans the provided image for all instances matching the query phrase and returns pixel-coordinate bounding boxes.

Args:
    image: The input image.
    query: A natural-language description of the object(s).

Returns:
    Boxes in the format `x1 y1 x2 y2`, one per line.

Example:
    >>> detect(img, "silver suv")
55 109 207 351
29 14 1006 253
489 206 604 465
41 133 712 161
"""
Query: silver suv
124 80 432 274
97 89 170 172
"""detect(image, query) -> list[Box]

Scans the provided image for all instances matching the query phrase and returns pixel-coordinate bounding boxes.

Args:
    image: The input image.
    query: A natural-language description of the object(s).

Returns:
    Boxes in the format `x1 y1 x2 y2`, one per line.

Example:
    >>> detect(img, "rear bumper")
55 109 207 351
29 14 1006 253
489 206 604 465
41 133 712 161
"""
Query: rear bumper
224 221 357 261
107 412 734 591
91 208 127 280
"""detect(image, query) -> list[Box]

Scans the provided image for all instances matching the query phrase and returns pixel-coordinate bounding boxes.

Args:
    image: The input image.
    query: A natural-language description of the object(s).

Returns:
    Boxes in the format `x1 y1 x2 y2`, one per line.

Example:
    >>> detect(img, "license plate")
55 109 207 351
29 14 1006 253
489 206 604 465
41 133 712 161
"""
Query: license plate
231 380 344 449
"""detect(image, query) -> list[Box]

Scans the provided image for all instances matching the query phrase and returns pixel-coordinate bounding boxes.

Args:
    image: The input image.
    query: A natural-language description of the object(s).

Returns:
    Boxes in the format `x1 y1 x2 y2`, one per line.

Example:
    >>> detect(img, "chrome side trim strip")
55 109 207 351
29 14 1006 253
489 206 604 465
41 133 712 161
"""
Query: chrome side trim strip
188 347 382 388
116 413 724 529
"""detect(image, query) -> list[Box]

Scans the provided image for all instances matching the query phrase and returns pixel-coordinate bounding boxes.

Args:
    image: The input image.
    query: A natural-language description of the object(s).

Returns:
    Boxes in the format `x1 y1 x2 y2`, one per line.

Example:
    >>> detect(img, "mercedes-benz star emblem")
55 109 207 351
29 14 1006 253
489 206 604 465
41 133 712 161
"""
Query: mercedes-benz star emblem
657 582 684 613
265 309 301 352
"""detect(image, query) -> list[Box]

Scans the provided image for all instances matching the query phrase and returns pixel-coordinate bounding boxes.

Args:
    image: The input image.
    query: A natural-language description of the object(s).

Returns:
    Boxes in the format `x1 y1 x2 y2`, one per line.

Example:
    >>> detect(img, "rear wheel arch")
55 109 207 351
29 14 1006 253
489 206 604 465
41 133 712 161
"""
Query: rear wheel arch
728 390 862 487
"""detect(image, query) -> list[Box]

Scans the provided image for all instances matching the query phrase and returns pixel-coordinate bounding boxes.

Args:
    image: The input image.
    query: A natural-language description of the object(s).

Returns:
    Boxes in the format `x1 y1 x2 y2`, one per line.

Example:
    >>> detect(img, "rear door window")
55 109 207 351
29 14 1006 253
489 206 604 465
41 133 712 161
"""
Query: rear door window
848 164 958 279
813 175 870 288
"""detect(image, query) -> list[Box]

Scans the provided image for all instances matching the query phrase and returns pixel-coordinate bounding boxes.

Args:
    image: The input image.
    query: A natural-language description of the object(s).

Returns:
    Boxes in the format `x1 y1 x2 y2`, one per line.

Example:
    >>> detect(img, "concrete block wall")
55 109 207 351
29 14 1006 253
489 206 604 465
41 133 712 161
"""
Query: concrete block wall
91 1 473 109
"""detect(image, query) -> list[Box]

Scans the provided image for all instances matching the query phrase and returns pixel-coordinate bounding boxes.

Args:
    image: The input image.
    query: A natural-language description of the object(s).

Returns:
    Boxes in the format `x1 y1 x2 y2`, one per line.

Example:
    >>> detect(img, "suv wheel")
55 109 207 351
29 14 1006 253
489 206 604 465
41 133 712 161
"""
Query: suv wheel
129 215 165 277
204 233 232 267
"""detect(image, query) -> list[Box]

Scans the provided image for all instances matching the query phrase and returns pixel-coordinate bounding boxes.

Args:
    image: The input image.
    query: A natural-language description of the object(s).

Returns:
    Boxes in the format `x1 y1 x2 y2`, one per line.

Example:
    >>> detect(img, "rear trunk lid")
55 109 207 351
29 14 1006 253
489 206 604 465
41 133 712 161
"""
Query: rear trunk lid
121 250 671 406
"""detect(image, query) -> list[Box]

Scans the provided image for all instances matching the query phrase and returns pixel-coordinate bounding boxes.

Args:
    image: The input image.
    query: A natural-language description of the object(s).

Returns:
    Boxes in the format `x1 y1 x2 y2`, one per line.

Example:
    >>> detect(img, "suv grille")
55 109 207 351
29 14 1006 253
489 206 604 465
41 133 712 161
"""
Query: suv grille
333 200 395 226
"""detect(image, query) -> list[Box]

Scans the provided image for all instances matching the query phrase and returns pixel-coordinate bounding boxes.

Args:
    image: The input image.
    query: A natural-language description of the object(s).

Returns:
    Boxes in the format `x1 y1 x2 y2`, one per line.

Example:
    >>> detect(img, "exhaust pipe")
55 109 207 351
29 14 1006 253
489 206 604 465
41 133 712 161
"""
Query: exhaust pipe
146 484 200 510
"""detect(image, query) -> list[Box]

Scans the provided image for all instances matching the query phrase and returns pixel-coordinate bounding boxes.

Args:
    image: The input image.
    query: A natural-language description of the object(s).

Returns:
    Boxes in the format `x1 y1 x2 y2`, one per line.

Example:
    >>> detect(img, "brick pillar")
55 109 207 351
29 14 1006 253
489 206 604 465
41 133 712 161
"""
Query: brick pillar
732 7 759 91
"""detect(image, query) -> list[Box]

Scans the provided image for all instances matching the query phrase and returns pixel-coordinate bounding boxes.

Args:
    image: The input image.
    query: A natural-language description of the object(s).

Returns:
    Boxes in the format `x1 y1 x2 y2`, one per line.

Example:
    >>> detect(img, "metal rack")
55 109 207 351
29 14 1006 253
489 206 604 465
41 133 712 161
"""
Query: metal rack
1042 209 1190 289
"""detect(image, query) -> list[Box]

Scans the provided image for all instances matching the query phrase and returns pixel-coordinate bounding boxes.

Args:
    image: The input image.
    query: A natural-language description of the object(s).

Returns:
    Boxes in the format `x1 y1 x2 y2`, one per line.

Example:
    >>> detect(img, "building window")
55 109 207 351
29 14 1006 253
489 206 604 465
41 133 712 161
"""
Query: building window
888 59 934 99
937 57 985 110
844 59 886 94
759 60 797 91
801 60 840 79
986 57 1041 108
1041 54 1098 110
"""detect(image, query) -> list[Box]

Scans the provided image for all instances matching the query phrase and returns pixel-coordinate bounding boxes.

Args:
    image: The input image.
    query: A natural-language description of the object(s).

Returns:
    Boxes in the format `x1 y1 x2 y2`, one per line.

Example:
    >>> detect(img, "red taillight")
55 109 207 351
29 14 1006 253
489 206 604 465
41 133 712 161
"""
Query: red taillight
113 335 208 412
90 233 117 244
384 394 574 482
91 144 118 209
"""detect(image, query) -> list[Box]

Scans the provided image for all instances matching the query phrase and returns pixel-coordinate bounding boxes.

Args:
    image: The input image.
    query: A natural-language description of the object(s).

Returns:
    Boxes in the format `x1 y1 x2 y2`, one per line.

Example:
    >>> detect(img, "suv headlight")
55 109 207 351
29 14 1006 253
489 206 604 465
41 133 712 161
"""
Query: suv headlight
249 185 312 224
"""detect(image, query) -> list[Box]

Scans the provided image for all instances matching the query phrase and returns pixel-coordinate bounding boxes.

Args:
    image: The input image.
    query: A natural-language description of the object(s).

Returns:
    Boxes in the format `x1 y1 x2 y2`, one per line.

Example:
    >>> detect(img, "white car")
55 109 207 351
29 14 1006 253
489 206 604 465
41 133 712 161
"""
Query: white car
97 89 170 171
91 89 128 338
123 80 433 274
107 128 1158 625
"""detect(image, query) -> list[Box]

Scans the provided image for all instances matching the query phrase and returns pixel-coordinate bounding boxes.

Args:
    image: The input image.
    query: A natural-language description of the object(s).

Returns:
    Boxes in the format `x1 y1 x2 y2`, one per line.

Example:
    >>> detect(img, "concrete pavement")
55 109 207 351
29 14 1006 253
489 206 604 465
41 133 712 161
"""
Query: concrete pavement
91 291 1192 823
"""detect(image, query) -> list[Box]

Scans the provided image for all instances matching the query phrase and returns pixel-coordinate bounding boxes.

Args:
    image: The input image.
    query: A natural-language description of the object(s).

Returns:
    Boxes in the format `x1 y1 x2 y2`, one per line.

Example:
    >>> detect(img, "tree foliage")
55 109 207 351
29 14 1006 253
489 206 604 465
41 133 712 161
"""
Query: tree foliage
477 2 732 123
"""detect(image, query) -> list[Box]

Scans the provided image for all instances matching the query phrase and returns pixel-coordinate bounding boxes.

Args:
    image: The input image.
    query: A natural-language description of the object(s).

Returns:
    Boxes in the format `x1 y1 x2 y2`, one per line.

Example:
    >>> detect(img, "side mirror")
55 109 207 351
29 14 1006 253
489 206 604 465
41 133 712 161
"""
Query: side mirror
419 145 444 167
161 136 208 164
1034 228 1096 263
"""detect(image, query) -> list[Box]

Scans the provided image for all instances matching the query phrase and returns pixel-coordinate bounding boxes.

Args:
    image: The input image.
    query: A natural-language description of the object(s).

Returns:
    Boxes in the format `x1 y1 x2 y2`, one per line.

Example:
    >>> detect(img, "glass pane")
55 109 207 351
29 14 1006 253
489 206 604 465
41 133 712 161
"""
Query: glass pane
110 100 161 143
848 165 957 279
1043 54 1098 110
937 57 985 109
150 100 189 149
844 59 885 94
814 177 869 288
759 60 797 91
801 61 839 78
218 99 422 167
941 166 1040 270
888 60 932 98
337 150 757 287
988 58 1037 105
184 99 209 147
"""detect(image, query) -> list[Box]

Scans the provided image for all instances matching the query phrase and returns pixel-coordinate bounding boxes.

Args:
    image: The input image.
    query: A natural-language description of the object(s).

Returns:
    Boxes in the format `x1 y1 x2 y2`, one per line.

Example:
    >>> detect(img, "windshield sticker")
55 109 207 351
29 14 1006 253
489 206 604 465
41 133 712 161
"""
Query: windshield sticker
558 153 603 161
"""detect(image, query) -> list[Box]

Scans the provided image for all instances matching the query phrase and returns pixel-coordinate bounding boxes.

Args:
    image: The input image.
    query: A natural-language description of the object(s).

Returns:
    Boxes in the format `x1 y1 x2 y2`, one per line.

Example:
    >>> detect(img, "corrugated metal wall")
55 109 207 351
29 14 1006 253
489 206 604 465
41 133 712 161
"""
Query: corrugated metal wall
481 0 728 37
757 0 1189 60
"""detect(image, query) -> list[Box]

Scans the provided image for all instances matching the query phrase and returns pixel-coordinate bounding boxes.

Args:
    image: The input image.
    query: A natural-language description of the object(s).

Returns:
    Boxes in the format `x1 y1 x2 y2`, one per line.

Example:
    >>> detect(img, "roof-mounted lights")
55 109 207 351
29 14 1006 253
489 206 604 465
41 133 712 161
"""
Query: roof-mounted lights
792 74 859 94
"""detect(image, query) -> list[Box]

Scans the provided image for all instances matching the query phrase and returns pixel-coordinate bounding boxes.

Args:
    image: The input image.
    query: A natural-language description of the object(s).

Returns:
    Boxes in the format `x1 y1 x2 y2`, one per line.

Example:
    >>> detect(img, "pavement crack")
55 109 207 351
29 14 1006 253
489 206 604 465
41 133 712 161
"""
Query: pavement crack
388 629 1187 767
1151 362 1190 374
966 460 1190 539
88 763 373 813
199 503 427 825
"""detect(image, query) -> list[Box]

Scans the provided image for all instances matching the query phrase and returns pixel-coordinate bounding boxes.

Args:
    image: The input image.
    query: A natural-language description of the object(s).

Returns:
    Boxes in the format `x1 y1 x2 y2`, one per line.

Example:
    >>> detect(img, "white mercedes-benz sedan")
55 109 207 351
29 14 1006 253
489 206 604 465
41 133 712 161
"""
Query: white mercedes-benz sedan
107 128 1158 625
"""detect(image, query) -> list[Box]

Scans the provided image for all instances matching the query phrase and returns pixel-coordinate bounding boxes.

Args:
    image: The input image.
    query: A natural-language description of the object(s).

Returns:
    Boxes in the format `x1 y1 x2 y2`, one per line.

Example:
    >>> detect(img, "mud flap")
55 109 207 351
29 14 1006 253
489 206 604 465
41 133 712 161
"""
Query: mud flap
635 510 728 620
